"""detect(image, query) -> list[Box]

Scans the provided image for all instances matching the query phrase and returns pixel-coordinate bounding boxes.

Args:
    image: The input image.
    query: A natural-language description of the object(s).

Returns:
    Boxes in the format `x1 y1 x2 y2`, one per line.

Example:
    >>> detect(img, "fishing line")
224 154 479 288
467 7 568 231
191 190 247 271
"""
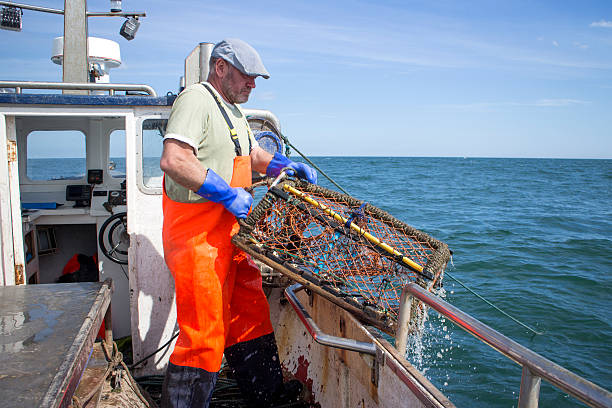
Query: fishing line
445 270 543 336
279 132 351 196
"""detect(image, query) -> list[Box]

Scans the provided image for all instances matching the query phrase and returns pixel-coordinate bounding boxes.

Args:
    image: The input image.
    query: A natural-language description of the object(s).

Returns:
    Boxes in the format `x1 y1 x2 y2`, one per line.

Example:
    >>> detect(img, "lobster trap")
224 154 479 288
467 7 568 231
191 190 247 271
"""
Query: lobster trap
233 179 451 335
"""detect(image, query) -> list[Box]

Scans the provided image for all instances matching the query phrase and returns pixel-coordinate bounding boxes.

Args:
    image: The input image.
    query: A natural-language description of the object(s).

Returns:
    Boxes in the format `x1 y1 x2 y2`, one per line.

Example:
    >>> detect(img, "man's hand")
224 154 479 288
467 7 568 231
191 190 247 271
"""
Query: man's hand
265 152 318 184
196 169 253 218
285 161 317 184
224 188 253 219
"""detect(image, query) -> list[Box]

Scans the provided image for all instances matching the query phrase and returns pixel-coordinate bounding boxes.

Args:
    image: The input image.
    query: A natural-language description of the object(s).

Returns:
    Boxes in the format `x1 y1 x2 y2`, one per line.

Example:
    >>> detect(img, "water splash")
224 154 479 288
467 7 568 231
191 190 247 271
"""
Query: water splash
402 285 461 383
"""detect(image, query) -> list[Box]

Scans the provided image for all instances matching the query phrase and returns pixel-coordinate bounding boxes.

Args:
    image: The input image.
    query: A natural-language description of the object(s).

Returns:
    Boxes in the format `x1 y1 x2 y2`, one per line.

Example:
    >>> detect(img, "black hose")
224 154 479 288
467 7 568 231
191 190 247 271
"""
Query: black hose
130 331 179 370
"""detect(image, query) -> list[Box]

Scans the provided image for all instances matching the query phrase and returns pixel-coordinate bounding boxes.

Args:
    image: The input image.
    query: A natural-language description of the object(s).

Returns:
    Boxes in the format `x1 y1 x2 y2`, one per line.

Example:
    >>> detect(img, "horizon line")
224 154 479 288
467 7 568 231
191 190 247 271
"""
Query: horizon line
27 155 612 160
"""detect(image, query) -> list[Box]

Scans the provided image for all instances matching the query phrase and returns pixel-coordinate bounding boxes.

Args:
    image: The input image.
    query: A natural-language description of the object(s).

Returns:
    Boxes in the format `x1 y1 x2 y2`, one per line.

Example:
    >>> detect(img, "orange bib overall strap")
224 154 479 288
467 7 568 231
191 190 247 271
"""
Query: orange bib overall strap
230 155 252 188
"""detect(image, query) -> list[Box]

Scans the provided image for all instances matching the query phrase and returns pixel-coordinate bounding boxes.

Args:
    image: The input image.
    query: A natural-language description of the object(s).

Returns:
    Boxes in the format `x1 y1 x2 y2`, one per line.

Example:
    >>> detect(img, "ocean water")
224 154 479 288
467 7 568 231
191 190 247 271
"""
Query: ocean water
27 156 611 407
305 157 612 408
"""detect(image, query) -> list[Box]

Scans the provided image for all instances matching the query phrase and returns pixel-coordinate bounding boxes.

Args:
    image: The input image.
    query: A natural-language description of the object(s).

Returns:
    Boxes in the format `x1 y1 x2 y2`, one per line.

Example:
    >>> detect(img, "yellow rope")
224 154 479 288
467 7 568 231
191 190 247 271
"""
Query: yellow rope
283 184 424 273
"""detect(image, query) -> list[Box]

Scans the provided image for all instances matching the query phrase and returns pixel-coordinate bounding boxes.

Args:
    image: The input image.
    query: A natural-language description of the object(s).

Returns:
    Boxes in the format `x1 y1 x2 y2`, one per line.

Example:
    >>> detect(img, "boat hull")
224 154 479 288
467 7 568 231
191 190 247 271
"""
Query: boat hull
268 286 455 408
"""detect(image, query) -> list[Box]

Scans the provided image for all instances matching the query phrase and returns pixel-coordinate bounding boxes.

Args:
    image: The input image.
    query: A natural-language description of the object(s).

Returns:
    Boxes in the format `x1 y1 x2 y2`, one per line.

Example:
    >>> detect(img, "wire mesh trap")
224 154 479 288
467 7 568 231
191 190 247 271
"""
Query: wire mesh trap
233 180 451 335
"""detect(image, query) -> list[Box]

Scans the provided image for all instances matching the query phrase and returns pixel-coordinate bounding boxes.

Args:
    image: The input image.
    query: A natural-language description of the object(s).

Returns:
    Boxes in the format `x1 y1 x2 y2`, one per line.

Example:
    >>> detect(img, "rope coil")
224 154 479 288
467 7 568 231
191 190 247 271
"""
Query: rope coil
71 341 152 408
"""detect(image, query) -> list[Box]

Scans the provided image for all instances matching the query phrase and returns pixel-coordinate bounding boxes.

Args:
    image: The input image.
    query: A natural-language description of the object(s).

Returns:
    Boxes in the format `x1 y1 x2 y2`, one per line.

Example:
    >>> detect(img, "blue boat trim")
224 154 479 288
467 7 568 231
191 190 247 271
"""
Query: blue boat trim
0 93 177 106
22 202 58 210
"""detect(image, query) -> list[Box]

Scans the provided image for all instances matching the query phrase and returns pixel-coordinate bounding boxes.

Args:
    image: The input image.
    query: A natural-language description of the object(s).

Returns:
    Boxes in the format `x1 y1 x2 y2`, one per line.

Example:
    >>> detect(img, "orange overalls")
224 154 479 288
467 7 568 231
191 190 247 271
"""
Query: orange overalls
162 155 274 373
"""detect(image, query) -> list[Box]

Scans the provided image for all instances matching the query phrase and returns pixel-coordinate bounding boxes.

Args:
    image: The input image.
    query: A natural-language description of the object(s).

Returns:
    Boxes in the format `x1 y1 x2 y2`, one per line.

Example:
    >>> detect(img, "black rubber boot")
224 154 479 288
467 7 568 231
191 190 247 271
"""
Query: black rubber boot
272 379 304 405
160 362 218 408
225 333 302 407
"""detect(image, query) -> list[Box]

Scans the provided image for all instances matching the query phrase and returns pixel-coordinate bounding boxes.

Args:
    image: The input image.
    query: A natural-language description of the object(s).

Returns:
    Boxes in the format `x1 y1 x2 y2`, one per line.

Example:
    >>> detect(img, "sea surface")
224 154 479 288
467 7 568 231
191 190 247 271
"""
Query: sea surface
28 156 611 407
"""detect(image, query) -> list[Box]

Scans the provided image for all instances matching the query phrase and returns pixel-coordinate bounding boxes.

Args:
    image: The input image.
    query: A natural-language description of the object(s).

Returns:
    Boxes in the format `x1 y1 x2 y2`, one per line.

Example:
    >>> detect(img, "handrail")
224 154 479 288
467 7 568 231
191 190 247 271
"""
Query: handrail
0 1 146 17
403 283 612 408
285 284 377 355
0 81 157 97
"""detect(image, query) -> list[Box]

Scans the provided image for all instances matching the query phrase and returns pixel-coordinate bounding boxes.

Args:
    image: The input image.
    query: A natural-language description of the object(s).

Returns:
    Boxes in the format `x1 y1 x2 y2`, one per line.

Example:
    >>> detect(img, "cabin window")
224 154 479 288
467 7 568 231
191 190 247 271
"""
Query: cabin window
27 130 86 181
109 129 126 178
141 119 166 188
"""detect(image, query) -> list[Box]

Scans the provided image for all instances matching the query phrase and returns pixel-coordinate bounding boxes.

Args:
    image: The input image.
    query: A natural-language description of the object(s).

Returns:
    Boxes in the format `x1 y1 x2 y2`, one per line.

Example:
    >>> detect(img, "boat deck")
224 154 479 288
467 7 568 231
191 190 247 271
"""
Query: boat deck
0 281 112 408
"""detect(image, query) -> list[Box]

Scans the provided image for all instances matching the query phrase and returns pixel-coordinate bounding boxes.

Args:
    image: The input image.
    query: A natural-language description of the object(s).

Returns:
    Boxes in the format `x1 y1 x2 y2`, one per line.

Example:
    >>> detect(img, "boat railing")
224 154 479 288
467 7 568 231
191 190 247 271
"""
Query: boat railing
286 282 611 407
0 80 157 96
401 283 612 408
285 284 378 355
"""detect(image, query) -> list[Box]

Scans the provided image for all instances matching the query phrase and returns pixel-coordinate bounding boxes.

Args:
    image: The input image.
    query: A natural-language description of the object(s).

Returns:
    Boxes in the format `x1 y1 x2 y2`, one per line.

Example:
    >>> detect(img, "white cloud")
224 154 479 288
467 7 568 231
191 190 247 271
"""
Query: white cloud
552 40 559 47
534 98 589 107
434 98 590 111
590 20 612 28
573 41 589 49
254 91 276 101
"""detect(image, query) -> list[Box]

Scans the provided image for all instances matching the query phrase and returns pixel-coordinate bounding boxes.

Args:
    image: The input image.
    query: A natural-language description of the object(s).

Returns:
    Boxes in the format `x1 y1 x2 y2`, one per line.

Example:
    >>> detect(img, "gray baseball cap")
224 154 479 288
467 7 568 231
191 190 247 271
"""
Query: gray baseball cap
211 38 270 79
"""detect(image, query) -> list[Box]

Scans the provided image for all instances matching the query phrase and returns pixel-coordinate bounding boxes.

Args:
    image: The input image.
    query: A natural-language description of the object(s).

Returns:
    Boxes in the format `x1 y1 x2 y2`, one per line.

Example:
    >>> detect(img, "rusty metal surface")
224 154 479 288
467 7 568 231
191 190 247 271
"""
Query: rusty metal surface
13 263 24 285
0 281 112 408
269 286 456 408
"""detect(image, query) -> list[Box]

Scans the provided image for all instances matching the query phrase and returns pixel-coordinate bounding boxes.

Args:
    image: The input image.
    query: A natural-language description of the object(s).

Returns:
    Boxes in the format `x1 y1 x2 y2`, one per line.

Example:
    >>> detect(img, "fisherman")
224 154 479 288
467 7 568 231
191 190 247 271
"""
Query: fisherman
159 38 317 407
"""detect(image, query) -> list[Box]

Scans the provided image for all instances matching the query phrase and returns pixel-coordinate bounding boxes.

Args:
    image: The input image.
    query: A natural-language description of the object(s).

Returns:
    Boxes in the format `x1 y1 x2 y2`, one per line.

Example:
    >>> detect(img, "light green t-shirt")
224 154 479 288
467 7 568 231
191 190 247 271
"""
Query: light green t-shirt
163 82 258 203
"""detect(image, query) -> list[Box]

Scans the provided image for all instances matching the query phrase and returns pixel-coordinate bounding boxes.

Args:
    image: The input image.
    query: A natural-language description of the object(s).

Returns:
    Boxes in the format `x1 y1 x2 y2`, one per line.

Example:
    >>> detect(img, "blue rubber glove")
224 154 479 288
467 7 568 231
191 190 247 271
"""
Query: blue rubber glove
265 152 318 184
195 169 253 218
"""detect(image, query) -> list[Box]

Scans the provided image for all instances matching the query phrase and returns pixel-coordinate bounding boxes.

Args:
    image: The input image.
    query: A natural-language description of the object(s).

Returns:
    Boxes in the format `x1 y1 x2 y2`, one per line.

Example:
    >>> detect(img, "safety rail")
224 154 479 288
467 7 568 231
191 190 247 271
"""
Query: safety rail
0 80 157 96
403 283 612 408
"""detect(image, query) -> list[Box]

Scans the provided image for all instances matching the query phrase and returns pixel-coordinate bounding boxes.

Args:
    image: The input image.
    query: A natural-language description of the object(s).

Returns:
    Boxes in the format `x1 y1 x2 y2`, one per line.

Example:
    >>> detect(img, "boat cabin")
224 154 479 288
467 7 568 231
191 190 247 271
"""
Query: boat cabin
0 41 283 374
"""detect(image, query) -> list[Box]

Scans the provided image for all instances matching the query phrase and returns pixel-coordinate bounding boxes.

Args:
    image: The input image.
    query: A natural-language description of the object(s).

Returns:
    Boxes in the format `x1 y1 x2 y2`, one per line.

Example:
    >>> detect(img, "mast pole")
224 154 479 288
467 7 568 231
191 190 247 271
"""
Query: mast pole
62 0 88 93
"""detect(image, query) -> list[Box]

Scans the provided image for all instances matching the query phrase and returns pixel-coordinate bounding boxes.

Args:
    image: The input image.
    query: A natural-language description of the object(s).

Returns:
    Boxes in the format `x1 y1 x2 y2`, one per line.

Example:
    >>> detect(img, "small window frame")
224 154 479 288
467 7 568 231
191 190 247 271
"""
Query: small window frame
25 129 87 183
136 115 168 195
108 128 127 179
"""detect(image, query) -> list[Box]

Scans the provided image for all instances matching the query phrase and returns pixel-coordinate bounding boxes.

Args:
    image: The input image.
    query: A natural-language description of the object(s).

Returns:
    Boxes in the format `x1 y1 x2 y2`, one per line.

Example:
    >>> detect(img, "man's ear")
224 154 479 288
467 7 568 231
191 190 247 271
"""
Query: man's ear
215 58 228 78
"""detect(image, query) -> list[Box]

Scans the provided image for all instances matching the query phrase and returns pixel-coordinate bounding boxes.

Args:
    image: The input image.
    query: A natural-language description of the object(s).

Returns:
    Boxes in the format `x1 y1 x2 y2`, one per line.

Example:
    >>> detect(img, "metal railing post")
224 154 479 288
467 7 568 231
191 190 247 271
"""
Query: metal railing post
395 285 412 354
518 366 542 408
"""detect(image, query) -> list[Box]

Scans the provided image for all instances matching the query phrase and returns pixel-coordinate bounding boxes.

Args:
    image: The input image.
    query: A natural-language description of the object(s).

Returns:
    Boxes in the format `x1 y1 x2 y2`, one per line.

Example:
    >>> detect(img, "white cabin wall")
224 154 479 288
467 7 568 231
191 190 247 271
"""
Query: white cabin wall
0 114 17 286
127 110 176 376
6 116 26 285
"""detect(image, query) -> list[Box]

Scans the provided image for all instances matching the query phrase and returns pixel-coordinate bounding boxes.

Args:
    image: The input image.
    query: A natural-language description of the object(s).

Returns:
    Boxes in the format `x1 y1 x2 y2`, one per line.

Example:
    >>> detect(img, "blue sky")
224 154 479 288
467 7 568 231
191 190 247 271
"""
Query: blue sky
2 0 611 158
